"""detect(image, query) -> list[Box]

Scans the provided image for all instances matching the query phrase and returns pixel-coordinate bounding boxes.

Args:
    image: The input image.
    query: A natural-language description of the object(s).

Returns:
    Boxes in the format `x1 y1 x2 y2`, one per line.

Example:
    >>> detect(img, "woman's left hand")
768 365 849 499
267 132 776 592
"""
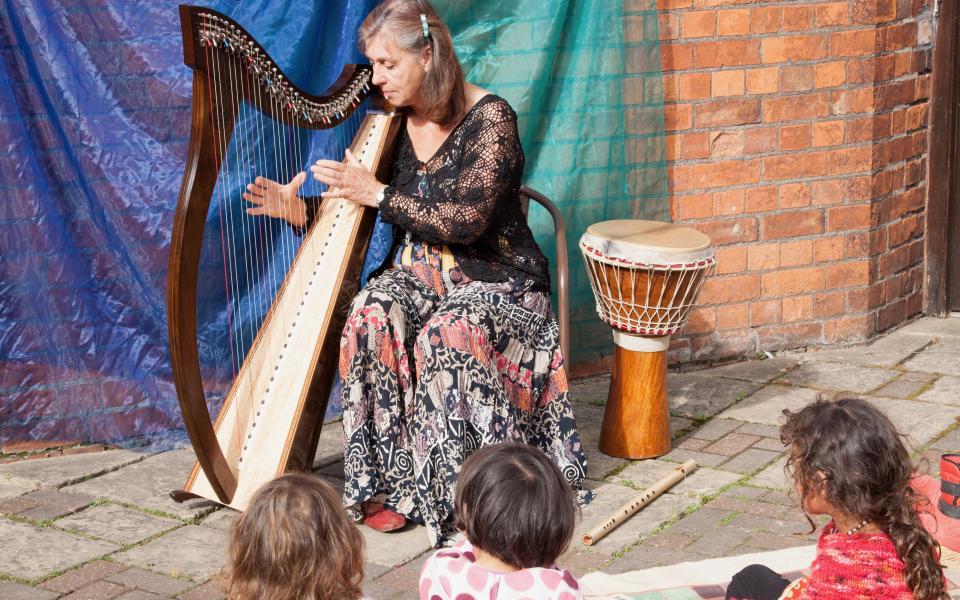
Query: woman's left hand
310 149 386 208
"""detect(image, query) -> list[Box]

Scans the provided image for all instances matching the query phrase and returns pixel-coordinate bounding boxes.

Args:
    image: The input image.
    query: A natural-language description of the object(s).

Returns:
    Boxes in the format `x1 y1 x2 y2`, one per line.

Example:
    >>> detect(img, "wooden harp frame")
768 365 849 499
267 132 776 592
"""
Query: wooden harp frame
169 5 401 507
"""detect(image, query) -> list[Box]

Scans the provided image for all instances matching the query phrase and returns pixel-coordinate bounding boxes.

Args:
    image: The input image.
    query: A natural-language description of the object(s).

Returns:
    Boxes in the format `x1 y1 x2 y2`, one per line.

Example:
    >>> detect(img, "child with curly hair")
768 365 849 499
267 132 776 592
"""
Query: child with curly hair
726 397 947 600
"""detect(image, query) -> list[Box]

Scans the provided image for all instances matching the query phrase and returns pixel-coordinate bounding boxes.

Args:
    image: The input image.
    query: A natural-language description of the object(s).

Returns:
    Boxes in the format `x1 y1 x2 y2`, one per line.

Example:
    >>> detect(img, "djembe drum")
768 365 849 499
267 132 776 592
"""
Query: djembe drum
580 220 715 459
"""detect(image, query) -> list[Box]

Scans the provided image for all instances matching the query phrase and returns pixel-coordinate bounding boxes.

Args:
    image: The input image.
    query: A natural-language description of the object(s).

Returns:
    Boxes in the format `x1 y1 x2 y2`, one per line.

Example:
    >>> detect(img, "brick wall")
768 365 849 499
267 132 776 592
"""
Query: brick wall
656 0 934 363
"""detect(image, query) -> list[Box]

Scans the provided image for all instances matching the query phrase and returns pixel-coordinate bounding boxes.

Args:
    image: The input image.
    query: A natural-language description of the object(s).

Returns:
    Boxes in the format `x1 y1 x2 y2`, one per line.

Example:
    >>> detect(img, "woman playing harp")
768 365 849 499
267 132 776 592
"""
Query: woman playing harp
243 0 587 546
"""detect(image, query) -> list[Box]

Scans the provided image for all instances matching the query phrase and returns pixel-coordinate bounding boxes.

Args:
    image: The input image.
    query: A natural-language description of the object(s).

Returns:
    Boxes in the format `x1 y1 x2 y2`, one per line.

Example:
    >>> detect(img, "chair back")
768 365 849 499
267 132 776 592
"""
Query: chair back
520 186 569 363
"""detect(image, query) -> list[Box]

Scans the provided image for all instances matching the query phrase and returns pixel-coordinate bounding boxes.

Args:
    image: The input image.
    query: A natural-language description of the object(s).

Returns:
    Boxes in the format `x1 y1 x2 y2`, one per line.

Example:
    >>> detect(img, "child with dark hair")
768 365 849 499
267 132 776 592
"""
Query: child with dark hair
419 442 582 599
225 473 366 600
726 397 947 600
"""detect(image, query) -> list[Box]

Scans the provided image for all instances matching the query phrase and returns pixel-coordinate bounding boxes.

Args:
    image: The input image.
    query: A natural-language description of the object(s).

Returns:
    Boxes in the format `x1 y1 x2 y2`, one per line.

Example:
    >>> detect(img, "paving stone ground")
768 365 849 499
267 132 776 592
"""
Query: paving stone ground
1 317 959 598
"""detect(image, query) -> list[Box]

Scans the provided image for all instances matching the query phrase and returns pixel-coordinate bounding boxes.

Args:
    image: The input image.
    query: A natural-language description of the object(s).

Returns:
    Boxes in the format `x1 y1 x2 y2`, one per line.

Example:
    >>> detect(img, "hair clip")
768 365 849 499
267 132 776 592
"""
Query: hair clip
420 13 430 39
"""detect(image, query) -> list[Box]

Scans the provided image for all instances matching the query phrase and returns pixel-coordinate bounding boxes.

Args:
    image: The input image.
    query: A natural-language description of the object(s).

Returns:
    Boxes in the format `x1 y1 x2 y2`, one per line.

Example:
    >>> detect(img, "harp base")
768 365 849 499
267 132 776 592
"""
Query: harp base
170 489 202 503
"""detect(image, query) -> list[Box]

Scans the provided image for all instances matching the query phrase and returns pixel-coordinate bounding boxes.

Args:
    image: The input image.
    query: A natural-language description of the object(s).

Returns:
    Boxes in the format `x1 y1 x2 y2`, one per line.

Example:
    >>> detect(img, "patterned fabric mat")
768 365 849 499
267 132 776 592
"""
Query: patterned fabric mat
579 545 960 599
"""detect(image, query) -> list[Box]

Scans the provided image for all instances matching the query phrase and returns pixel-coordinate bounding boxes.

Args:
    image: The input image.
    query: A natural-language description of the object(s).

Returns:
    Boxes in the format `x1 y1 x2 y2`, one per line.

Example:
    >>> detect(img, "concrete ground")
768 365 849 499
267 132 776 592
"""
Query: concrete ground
0 317 958 599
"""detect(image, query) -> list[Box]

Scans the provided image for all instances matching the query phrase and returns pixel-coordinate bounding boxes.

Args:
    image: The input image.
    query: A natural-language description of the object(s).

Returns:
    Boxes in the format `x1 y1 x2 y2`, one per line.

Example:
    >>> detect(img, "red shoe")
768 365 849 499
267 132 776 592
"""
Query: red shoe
363 505 407 532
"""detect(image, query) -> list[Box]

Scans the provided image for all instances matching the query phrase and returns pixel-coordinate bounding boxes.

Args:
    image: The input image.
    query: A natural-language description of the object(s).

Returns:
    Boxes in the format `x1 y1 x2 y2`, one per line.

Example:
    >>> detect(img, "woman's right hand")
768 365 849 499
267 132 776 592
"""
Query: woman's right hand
242 172 308 227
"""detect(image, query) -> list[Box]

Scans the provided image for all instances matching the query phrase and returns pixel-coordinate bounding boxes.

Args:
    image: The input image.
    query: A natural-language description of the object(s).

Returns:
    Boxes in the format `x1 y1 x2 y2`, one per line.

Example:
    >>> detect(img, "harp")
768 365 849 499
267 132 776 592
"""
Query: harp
168 5 402 510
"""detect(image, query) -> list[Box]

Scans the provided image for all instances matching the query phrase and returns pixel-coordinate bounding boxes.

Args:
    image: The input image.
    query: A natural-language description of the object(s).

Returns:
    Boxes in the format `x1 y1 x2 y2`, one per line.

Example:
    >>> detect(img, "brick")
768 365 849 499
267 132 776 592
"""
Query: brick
811 179 848 205
830 29 878 57
713 188 746 215
762 35 827 63
763 152 827 180
812 121 845 147
832 88 875 114
661 44 695 72
782 6 814 31
906 104 928 131
664 104 693 131
750 300 781 325
748 244 780 271
692 267 755 307
665 133 680 161
693 159 761 188
763 93 830 122
762 267 825 296
757 322 822 349
682 132 711 159
850 0 896 24
682 11 716 39
824 314 874 341
828 146 872 174
685 307 717 334
816 3 850 27
845 231 871 259
883 22 917 52
669 165 694 193
657 0 692 8
826 260 871 288
696 98 760 127
751 7 782 34
814 61 846 88
814 237 844 262
717 303 750 330
717 9 750 36
779 124 811 151
780 240 814 266
673 194 713 220
782 295 814 322
814 291 846 317
41 561 128 595
827 205 870 231
178 580 225 600
712 70 745 97
659 12 681 41
779 182 810 208
694 40 761 68
703 432 761 456
762 210 824 240
678 72 712 100
694 218 760 246
745 186 777 212
745 127 778 154
746 67 778 95
711 130 746 158
779 65 814 92
715 246 747 274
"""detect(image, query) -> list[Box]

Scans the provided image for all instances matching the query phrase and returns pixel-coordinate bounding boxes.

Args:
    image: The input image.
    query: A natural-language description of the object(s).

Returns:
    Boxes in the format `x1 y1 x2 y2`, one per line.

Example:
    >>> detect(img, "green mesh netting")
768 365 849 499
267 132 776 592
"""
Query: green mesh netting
434 0 669 366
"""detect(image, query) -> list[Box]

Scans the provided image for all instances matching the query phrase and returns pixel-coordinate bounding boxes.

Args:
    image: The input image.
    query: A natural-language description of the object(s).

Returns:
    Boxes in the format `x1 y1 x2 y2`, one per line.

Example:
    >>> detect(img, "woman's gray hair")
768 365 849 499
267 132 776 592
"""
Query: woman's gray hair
359 0 466 126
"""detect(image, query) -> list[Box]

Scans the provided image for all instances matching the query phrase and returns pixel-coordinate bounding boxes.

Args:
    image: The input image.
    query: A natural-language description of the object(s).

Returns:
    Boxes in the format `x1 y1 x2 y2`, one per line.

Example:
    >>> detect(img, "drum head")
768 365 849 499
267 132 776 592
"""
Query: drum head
581 220 714 266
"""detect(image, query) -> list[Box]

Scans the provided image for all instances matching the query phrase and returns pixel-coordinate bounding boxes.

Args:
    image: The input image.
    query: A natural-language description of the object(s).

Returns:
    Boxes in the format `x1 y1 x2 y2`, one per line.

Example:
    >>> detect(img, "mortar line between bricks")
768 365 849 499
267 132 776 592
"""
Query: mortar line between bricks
51 453 152 490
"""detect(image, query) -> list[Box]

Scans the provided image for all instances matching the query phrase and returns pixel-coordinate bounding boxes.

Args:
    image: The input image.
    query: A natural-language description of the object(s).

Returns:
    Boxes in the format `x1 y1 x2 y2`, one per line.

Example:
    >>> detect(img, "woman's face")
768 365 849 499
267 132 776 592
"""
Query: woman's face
365 32 430 109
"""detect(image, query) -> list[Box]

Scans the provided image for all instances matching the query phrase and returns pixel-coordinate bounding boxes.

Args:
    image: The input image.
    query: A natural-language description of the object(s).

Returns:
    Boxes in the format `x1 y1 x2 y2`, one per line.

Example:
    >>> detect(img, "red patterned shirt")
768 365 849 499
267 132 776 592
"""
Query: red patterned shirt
782 521 912 599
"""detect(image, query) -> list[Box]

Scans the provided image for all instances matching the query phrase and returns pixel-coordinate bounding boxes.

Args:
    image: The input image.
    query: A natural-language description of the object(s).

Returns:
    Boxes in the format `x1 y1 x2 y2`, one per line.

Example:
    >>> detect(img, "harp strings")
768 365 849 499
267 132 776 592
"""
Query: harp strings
201 12 367 457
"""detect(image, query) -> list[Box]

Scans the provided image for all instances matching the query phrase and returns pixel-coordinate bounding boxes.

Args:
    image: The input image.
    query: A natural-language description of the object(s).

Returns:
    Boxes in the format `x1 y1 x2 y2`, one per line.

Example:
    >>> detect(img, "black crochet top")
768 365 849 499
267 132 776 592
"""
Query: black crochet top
305 94 551 292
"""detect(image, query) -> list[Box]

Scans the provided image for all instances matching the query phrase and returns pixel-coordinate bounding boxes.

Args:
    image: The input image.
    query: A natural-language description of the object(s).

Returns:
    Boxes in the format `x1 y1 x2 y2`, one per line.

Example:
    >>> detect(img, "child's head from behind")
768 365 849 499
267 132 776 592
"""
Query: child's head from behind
454 443 576 570
780 397 911 518
227 472 364 600
780 397 946 600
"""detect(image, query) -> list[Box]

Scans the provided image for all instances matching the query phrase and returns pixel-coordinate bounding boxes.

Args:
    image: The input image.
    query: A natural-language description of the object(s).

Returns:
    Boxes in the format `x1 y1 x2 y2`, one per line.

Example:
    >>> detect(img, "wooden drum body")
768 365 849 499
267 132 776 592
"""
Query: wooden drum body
580 220 715 459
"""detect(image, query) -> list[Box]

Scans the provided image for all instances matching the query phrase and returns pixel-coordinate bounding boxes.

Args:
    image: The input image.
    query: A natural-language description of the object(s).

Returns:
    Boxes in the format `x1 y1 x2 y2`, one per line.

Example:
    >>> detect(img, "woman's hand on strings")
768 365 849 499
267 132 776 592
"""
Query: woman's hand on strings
310 149 385 208
243 172 308 227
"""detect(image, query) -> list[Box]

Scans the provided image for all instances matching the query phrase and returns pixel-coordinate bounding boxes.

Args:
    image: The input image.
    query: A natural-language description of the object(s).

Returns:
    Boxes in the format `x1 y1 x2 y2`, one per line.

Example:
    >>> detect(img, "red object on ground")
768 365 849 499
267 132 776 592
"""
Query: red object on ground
363 506 407 532
912 454 960 553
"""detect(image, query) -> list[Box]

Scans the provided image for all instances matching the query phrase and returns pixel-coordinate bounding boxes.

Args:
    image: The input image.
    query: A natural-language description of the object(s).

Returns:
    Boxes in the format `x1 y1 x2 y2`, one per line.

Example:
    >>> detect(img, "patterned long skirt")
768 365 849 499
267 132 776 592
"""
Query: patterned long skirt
339 243 587 546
